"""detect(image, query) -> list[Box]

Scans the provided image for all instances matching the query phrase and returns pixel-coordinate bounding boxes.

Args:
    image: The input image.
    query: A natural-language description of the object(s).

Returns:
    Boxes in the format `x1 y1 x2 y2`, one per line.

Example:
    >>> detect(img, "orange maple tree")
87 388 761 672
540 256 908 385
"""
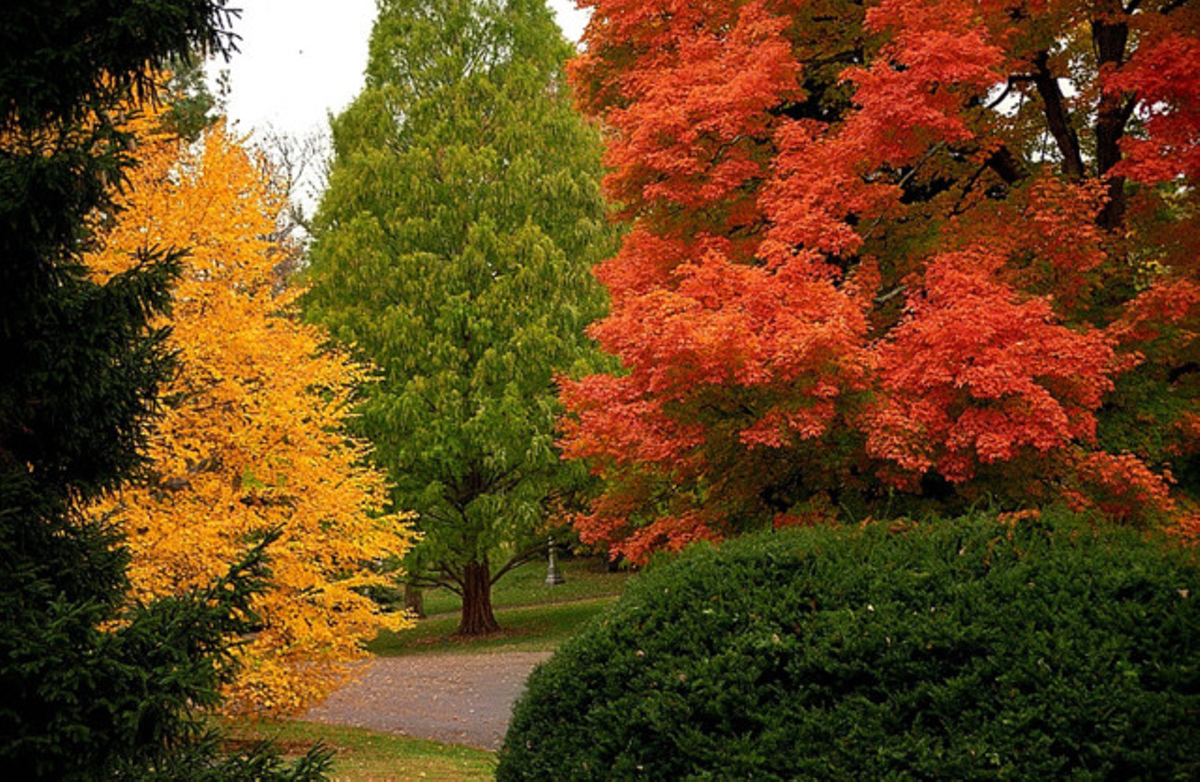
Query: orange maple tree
88 108 415 715
562 0 1200 563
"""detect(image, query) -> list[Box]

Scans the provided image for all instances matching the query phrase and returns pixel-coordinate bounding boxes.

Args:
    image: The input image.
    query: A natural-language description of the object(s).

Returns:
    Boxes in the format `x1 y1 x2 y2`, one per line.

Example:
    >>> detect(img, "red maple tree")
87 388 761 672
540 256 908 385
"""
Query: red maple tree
562 0 1200 563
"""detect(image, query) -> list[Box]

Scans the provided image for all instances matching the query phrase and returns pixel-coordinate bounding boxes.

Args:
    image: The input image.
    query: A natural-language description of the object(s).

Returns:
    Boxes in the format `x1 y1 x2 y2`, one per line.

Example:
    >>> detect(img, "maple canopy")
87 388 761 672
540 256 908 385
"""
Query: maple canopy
88 111 415 716
304 0 616 634
562 0 1200 563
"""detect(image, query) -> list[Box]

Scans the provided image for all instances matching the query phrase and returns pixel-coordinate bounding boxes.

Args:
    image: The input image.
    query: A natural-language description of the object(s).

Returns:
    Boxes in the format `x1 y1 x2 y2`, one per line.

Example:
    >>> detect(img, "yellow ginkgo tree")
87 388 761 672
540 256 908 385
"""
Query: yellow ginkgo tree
89 111 415 716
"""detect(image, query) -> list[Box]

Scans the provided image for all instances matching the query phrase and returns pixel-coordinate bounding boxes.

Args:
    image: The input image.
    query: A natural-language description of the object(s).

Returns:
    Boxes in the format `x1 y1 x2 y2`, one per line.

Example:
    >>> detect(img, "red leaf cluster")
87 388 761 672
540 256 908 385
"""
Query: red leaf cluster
564 0 1200 562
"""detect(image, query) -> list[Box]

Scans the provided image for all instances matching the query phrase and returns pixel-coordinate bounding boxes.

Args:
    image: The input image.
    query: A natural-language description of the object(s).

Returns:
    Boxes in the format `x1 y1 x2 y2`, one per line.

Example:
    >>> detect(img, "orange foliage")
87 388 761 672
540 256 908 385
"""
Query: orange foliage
1106 30 1200 183
868 243 1117 483
89 109 414 715
563 0 1200 562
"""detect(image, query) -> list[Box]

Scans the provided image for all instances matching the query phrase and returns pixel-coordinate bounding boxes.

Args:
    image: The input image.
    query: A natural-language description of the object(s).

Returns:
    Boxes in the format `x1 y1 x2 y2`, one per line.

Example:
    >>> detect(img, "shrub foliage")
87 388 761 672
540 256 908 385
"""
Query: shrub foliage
499 513 1200 780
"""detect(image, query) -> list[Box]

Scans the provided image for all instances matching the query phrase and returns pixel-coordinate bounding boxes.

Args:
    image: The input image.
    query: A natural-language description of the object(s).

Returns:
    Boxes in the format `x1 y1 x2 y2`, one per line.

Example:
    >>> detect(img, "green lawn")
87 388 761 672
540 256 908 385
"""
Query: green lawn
419 556 632 616
366 556 631 656
369 595 620 655
219 718 495 781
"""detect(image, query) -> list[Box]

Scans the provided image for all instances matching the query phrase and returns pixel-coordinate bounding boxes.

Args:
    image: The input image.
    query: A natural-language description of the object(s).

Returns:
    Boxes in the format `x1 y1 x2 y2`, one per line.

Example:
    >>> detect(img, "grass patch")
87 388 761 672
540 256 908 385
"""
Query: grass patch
374 556 632 656
420 557 631 616
218 717 494 781
369 597 620 656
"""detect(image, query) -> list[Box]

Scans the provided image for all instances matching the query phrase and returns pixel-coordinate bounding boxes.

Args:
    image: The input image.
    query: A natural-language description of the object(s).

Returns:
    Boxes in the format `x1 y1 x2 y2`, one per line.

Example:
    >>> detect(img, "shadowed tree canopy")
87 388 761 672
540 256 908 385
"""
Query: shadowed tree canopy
561 0 1200 563
304 0 617 635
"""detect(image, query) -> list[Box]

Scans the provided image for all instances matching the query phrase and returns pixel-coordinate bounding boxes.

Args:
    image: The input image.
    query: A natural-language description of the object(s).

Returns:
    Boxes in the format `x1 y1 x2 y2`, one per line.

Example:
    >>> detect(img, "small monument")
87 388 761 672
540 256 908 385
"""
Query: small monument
545 536 566 586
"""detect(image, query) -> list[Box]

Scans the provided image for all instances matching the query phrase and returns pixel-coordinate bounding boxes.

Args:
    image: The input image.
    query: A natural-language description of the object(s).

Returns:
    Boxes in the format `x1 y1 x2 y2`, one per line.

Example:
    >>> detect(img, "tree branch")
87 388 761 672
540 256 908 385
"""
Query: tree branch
490 540 553 586
1031 50 1085 181
404 571 462 594
1168 362 1200 384
439 560 464 589
1093 3 1132 230
984 144 1028 186
984 77 1021 112
859 141 947 243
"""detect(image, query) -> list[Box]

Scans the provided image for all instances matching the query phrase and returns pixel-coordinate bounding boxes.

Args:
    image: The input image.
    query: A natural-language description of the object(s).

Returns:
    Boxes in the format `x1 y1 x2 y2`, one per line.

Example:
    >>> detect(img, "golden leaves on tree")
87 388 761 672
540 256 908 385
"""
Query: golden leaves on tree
90 108 415 716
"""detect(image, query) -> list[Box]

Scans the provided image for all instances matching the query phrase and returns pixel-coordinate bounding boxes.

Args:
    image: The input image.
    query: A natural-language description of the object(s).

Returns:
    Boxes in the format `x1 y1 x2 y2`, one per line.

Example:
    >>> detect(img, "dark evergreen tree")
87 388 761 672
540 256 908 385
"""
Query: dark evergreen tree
304 0 616 635
0 2 328 777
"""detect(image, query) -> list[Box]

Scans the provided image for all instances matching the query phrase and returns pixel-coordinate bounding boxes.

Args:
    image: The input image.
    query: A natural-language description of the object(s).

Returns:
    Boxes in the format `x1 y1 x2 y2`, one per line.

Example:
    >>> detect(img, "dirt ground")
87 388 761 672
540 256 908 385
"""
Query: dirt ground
303 652 552 750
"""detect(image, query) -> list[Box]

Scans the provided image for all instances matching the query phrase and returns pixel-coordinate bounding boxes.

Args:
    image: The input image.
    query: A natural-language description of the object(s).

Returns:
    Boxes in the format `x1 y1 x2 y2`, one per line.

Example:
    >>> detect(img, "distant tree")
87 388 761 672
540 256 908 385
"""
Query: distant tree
255 124 331 245
159 53 223 142
0 1 328 776
304 0 616 635
88 114 416 716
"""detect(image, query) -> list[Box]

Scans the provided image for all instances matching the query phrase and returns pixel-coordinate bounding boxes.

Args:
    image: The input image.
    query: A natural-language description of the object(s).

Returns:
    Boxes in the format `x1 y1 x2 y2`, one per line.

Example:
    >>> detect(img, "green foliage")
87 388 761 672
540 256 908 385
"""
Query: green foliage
0 0 236 130
304 0 617 631
0 2 327 777
1099 360 1200 498
499 512 1200 780
159 54 224 142
1 533 333 779
0 517 334 778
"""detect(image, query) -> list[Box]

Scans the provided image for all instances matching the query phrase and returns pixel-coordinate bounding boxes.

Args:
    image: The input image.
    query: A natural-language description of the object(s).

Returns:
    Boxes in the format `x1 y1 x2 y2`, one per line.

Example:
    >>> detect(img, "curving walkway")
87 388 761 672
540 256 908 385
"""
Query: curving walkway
303 652 552 750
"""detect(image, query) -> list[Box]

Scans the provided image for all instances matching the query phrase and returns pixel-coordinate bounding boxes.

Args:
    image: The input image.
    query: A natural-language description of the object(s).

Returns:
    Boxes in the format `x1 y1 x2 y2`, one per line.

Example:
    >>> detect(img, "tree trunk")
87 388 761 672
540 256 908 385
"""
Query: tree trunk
1092 8 1132 232
457 559 500 636
403 582 425 619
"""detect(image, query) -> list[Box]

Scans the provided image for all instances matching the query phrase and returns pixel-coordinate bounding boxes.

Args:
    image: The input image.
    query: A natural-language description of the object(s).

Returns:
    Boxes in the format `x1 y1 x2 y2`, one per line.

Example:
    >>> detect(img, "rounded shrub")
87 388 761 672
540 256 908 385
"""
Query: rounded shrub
497 512 1200 780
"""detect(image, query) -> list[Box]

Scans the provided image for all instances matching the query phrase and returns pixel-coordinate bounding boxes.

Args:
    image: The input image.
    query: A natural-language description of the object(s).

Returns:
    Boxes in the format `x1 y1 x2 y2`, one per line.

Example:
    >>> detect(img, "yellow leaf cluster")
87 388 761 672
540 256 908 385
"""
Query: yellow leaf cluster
89 107 415 716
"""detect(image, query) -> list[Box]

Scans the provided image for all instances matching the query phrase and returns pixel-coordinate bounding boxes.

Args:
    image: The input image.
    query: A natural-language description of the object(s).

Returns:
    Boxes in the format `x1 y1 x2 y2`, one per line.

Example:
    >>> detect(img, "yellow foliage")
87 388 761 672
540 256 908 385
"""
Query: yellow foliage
89 108 415 716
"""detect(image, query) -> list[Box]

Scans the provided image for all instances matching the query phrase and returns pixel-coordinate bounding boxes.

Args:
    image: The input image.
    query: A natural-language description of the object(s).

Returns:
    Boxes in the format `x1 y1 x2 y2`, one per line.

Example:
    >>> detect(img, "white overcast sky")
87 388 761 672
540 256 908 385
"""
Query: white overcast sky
208 0 589 140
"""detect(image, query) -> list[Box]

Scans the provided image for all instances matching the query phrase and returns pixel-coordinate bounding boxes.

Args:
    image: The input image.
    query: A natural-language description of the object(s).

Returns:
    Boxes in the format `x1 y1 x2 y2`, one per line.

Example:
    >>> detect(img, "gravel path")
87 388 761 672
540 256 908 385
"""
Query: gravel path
303 652 552 750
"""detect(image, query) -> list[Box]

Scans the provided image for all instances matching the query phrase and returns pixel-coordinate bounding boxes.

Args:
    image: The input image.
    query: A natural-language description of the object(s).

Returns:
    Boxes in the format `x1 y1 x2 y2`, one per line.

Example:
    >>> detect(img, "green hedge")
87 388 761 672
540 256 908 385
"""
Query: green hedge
498 512 1200 780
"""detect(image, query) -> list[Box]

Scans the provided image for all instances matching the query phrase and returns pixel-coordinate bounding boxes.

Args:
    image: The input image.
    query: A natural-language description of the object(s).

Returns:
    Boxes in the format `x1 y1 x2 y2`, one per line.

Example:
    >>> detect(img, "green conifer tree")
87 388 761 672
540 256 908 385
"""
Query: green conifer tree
305 0 615 635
